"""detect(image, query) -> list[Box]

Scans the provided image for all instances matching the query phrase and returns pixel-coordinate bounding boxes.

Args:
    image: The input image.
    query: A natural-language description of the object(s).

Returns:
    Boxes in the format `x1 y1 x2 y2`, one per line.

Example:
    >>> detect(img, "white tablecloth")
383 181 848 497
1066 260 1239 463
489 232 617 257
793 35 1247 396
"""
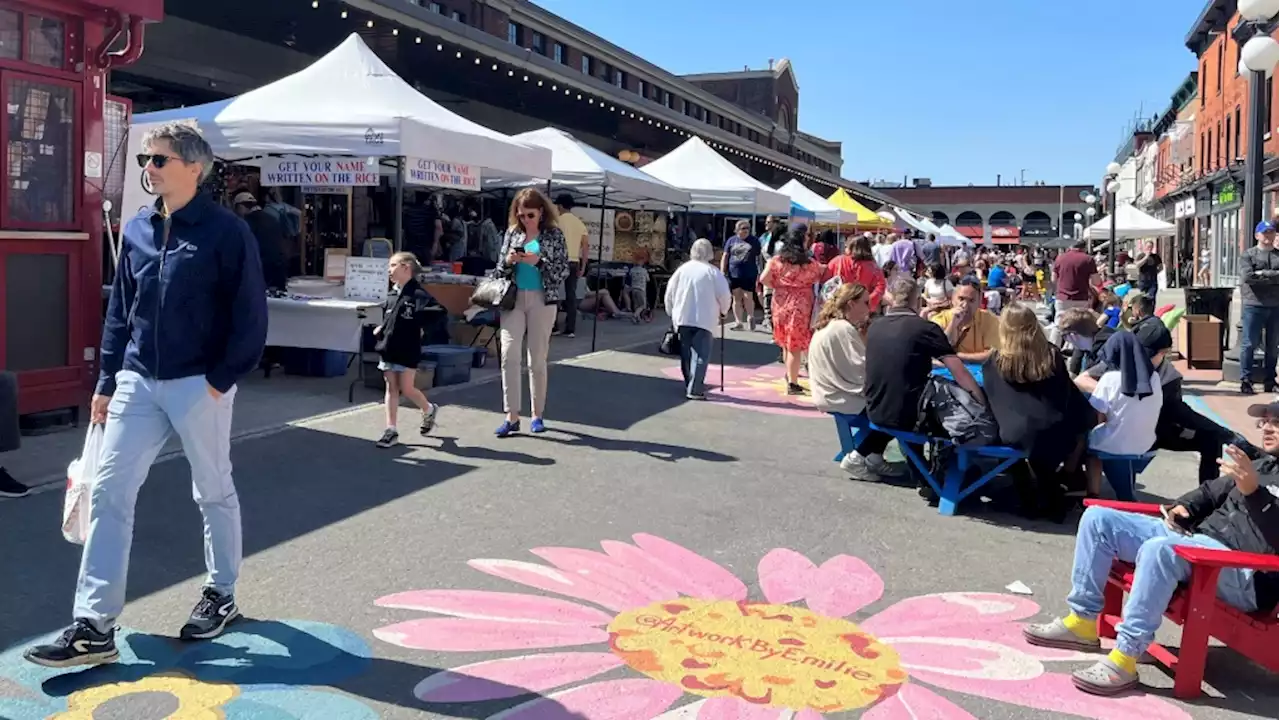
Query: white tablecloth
266 297 382 353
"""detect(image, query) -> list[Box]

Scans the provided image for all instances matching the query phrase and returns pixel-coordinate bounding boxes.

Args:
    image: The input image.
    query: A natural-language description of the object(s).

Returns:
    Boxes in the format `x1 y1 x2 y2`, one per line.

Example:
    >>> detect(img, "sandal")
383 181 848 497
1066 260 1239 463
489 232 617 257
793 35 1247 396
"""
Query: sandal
1071 657 1138 695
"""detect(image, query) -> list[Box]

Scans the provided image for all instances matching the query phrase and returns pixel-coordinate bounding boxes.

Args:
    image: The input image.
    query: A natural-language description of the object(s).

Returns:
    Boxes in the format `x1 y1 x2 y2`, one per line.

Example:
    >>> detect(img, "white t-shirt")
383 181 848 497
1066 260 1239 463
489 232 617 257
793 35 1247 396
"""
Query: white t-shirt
872 243 893 268
924 278 954 302
1087 369 1163 454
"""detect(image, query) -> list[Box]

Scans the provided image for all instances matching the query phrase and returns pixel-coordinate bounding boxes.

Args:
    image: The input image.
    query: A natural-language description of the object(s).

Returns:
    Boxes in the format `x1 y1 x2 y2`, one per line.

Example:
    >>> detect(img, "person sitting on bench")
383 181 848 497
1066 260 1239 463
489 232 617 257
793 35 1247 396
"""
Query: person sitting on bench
1023 399 1277 696
930 277 1000 364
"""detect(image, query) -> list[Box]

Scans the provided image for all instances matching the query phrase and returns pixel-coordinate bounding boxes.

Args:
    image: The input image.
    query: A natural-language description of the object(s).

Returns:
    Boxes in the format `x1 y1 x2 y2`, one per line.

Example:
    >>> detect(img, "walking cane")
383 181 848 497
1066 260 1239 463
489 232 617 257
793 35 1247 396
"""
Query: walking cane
719 315 725 390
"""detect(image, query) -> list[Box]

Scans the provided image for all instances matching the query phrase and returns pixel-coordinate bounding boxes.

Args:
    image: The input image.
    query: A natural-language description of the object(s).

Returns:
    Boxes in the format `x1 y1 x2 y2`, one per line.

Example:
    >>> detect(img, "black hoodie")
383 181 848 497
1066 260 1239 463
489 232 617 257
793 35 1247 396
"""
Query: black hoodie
375 278 441 368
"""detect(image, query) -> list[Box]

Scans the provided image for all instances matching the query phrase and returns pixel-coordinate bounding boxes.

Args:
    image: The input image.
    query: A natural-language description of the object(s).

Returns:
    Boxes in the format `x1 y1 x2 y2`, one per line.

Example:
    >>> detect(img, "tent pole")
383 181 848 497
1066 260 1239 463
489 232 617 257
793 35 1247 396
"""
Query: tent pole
393 157 405 252
590 186 607 353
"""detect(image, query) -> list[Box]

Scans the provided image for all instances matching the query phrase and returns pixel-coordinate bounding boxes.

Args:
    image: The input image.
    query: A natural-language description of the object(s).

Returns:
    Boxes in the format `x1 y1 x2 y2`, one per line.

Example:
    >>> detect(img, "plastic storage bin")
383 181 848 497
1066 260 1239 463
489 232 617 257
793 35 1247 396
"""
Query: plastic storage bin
282 348 349 378
422 345 474 387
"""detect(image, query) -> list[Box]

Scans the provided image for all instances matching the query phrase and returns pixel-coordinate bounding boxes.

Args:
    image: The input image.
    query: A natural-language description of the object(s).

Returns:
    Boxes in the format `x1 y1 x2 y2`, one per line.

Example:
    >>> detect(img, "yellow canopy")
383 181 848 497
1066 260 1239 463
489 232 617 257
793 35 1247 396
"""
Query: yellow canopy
827 188 893 229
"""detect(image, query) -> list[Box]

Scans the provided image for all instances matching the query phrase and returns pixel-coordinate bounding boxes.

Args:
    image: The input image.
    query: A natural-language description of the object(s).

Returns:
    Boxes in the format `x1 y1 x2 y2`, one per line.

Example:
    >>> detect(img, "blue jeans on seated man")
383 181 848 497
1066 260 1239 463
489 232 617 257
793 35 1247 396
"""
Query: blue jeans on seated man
74 370 241 633
1066 506 1257 658
677 326 712 395
1240 305 1278 386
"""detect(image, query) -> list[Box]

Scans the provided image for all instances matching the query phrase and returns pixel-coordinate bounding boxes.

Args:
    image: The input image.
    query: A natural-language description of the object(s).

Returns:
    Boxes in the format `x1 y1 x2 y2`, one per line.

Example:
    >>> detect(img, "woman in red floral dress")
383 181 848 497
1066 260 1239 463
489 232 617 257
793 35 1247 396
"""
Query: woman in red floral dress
761 225 827 394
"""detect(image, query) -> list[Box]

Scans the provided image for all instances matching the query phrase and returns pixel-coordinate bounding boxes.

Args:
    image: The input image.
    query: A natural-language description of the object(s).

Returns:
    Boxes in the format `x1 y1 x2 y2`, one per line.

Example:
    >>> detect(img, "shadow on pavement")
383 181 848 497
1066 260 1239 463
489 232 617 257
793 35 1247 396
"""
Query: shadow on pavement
0 427 474 651
528 428 736 464
621 334 782 369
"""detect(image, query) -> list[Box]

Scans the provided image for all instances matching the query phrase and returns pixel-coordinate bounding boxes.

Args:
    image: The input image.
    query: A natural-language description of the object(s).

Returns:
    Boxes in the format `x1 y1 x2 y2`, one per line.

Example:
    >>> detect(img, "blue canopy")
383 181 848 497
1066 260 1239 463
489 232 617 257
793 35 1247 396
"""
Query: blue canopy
788 202 816 222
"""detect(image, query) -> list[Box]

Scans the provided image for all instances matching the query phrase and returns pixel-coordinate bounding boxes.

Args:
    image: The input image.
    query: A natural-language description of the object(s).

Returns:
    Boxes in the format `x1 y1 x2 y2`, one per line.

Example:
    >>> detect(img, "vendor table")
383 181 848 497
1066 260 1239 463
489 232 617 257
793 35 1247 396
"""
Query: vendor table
419 272 482 315
266 297 383 401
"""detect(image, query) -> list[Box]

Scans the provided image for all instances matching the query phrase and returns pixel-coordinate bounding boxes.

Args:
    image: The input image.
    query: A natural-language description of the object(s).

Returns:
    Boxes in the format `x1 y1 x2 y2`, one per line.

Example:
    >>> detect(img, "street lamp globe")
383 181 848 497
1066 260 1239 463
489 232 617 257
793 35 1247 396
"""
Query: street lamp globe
1241 34 1279 73
1105 162 1122 176
1085 194 1097 205
1085 207 1097 217
1238 0 1277 22
1074 212 1083 220
1106 180 1121 194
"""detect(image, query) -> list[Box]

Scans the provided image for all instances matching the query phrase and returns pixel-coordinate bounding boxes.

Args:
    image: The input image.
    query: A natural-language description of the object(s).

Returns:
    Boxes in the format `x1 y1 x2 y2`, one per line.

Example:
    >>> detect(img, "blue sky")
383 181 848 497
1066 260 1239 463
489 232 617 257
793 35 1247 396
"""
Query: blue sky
535 0 1205 187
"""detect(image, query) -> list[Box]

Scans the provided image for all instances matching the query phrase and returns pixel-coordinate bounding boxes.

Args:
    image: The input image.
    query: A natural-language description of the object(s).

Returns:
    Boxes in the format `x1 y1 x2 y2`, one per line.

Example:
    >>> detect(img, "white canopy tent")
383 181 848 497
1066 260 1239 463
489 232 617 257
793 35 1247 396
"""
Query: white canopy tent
641 137 790 215
895 207 944 236
937 224 970 246
1083 203 1176 241
487 127 689 208
133 33 550 180
776 179 857 224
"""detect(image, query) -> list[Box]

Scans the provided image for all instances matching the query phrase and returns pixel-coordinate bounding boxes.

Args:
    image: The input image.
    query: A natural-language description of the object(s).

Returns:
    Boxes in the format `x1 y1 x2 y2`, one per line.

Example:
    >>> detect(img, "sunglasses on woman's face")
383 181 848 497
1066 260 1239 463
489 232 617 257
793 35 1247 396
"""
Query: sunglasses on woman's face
136 153 180 169
521 210 540 220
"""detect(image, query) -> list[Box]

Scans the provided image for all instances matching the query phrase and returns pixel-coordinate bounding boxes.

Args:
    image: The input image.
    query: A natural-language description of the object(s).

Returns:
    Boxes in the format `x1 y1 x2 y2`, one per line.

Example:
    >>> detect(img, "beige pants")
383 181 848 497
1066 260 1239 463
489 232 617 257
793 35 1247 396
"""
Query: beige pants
500 290 557 417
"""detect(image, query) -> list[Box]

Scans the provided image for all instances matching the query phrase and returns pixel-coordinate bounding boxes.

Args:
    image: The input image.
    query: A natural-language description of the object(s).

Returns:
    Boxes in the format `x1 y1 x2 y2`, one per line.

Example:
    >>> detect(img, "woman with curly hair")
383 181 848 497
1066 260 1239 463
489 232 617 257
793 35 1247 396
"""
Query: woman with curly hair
761 224 826 394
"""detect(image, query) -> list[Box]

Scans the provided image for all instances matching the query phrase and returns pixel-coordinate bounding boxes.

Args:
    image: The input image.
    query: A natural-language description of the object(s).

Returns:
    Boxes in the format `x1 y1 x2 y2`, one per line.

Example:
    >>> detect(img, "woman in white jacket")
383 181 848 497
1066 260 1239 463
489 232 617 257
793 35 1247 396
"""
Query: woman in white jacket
665 239 732 399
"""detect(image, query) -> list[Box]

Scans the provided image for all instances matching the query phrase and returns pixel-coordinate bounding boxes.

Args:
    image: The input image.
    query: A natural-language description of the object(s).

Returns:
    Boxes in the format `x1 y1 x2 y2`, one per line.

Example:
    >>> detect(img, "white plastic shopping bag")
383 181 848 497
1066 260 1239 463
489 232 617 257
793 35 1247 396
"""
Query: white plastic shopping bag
62 424 103 545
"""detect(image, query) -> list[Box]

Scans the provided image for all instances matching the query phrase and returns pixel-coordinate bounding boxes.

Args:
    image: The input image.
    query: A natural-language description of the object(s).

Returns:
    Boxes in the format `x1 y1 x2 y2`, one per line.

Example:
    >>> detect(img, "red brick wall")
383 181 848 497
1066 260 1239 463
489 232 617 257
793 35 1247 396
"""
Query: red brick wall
1154 136 1176 200
1196 16 1279 174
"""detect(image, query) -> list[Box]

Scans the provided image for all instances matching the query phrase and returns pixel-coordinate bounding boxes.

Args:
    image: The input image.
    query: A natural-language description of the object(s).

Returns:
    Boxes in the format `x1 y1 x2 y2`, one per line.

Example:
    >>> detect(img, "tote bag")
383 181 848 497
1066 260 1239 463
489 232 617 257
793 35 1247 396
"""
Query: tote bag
63 425 104 545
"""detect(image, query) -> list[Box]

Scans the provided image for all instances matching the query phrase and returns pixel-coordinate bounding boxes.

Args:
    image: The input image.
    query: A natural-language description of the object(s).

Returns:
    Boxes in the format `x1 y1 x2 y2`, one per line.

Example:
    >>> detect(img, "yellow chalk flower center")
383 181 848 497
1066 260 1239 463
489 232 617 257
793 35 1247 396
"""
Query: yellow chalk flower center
608 598 906 711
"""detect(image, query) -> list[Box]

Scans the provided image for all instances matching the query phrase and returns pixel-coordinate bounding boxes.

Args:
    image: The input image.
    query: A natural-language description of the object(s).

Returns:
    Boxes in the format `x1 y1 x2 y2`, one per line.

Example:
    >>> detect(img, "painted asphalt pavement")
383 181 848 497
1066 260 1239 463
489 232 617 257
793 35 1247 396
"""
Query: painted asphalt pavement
0 333 1274 719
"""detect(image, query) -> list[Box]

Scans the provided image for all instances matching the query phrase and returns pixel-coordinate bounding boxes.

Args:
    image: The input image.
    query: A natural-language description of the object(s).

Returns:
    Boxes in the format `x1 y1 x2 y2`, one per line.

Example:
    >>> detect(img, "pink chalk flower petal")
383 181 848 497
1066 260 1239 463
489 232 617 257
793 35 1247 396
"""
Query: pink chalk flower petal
376 590 614 626
531 547 675 608
862 593 1040 638
757 548 816 604
922 620 1095 662
632 534 749 601
696 695 792 719
468 558 634 611
601 540 690 598
372 617 607 652
487 678 684 720
794 710 825 720
414 652 623 702
912 669 1194 720
862 683 978 719
887 637 1043 681
806 555 885 617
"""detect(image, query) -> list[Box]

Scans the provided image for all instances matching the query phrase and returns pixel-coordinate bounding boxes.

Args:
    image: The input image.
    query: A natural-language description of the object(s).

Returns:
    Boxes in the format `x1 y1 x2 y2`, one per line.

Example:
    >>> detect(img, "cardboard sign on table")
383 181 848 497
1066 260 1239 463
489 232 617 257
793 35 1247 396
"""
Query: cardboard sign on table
345 257 388 301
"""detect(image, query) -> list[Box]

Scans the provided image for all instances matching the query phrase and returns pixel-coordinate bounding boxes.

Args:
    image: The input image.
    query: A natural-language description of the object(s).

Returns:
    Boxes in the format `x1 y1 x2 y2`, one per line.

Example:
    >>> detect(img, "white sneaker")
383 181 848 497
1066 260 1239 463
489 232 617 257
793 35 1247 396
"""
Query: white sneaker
840 454 879 482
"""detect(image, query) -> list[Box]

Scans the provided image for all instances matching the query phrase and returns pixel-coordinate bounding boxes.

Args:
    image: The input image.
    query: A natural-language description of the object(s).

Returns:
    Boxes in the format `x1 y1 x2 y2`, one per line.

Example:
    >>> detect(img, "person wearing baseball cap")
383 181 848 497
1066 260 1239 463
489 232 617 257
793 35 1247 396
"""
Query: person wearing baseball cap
1239 219 1278 395
233 191 287 292
1025 380 1277 696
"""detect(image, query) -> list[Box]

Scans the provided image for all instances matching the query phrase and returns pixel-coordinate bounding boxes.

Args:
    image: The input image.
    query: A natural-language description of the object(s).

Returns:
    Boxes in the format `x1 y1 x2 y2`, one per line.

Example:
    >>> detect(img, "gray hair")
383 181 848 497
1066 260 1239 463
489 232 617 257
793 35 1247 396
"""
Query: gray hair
884 275 919 309
690 238 715 262
141 122 215 181
735 219 750 230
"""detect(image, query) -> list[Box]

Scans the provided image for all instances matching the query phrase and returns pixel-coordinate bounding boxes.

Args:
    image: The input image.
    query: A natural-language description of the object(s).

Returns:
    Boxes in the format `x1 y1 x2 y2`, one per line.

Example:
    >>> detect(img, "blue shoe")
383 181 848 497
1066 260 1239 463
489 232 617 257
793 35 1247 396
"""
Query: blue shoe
530 418 547 434
495 419 520 438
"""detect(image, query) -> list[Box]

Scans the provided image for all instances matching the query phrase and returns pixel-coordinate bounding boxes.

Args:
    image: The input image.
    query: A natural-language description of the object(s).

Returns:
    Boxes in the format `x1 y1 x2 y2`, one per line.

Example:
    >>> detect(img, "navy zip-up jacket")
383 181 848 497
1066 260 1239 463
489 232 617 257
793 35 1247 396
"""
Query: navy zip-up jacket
97 193 268 396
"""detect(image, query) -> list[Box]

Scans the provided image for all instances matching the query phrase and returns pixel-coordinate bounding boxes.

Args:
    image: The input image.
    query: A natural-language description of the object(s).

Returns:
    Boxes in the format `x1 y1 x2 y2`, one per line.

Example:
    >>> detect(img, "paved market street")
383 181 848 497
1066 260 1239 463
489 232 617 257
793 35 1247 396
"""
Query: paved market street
0 332 1274 720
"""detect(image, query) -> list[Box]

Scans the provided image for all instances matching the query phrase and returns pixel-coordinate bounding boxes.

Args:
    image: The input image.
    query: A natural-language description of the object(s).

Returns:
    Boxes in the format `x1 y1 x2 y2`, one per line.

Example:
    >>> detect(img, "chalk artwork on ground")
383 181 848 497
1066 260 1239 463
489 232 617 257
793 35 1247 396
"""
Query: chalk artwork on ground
660 363 825 418
373 534 1193 719
0 620 377 719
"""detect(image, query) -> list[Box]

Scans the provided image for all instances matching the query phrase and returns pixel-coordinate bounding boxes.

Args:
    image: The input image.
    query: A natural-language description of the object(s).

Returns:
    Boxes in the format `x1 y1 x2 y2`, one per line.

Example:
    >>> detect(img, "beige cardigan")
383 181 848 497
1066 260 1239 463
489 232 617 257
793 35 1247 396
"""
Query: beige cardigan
808 318 867 415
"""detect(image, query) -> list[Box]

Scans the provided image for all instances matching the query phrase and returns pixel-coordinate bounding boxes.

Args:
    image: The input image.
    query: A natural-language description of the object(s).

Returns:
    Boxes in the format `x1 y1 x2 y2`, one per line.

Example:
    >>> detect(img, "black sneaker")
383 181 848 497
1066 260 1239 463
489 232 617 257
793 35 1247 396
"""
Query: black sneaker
375 428 399 448
1241 381 1256 396
420 403 440 436
786 382 805 395
0 467 29 498
23 619 118 667
179 587 241 641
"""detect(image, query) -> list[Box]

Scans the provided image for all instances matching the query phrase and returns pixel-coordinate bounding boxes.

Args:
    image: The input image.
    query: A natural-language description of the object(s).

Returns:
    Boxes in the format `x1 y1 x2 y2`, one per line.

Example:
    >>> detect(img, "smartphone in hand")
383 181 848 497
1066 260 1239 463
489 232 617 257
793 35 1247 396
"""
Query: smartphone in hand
1160 505 1193 536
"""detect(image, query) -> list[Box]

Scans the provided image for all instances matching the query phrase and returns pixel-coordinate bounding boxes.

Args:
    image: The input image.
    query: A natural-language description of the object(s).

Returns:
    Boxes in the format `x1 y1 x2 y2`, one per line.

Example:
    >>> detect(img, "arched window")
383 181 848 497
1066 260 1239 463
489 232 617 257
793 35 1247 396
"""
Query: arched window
1023 211 1052 227
989 210 1016 226
930 211 950 225
955 211 982 226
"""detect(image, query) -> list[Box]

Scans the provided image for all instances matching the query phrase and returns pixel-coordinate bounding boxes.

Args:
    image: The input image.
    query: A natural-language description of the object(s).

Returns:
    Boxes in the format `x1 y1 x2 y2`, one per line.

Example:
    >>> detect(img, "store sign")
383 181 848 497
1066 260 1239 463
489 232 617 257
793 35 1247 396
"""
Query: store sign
405 157 481 190
302 185 351 195
1215 182 1238 206
574 207 615 261
1174 197 1195 218
261 157 379 186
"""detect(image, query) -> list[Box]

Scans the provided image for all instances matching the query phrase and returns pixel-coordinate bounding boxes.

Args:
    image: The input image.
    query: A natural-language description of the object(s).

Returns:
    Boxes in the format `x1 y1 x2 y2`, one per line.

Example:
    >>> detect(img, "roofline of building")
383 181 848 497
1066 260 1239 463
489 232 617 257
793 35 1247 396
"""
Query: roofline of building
1154 72 1199 136
884 184 1095 192
1184 0 1234 55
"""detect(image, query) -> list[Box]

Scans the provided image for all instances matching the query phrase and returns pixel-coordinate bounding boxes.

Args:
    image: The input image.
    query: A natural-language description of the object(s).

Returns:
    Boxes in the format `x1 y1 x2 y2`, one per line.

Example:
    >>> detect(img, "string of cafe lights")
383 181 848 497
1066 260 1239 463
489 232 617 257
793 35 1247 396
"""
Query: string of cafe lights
309 0 841 189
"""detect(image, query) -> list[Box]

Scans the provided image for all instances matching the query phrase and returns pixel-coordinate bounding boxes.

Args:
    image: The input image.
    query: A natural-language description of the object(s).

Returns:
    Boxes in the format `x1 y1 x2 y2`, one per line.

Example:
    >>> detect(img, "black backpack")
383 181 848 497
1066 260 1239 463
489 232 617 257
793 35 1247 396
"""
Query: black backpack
915 375 999 447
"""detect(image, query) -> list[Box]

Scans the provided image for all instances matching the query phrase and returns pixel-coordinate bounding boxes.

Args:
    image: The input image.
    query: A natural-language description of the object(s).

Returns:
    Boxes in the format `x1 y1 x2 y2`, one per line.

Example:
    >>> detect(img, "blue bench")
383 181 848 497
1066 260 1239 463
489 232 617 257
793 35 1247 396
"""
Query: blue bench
868 422 1027 517
1093 451 1156 501
830 412 870 462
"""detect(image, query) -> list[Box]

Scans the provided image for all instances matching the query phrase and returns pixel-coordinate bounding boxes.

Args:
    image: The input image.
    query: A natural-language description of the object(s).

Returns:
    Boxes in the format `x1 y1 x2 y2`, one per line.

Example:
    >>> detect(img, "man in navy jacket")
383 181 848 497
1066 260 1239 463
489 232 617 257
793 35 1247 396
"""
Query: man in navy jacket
26 123 267 667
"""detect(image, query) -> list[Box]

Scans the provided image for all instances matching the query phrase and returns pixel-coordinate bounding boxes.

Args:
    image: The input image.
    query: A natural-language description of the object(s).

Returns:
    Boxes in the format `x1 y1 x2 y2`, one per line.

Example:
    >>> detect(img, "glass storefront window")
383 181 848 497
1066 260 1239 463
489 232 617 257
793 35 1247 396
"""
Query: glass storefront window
1213 209 1241 287
25 15 63 68
6 76 76 226
0 10 19 60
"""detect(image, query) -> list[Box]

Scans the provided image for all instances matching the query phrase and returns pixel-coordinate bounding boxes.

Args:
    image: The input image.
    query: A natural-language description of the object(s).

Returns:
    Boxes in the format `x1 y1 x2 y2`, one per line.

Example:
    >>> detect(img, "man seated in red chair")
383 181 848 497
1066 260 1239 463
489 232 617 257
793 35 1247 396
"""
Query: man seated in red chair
1023 399 1278 695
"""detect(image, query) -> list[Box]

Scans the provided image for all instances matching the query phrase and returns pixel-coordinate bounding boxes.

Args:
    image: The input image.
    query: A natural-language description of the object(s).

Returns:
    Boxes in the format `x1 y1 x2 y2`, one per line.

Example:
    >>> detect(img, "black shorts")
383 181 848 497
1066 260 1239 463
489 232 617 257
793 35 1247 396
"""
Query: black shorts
729 276 757 292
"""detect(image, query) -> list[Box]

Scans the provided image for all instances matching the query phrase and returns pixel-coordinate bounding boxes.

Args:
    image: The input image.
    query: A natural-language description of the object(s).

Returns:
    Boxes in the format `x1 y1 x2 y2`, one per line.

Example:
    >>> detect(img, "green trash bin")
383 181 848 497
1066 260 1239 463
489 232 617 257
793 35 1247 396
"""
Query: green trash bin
1183 287 1234 352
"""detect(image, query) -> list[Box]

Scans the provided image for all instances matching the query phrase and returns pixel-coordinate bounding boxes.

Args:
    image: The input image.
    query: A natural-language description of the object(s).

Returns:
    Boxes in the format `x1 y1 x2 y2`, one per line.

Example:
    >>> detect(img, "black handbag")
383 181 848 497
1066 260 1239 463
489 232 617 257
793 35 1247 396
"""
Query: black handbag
470 274 517 311
659 328 681 356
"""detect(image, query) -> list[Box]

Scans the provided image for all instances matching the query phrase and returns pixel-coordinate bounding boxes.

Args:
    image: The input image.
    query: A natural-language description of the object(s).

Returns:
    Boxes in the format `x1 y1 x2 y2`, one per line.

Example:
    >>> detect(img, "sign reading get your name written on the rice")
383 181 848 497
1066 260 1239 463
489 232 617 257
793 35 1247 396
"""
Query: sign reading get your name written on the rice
261 157 380 186
405 157 481 191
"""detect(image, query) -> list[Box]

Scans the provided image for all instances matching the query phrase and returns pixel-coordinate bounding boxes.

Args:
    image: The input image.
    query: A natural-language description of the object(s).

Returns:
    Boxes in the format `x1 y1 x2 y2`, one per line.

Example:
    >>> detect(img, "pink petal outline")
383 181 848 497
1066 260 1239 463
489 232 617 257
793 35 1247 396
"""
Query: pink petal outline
468 558 633 611
632 534 749 601
696 696 790 719
794 710 824 720
757 548 816 605
531 547 675 608
805 555 884 617
376 590 614 626
862 683 977 719
862 593 1041 638
601 540 691 598
487 678 684 720
413 652 623 702
911 670 1194 720
651 700 708 719
372 617 607 652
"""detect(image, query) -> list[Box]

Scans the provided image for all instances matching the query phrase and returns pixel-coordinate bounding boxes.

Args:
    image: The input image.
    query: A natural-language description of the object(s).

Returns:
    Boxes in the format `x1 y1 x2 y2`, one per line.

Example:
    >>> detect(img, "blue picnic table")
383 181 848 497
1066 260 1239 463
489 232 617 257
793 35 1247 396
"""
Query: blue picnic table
931 362 984 386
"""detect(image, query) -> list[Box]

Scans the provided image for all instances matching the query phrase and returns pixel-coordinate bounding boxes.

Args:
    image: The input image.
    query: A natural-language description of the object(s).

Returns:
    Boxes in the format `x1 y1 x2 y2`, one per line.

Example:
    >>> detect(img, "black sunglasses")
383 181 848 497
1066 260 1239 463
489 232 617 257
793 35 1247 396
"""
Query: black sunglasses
136 153 180 169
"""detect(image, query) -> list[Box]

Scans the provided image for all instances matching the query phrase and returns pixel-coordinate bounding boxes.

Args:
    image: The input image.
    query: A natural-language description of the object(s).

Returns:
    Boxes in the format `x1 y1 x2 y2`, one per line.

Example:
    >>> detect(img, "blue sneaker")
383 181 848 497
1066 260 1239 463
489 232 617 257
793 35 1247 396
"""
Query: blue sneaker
530 418 547 434
495 419 520 438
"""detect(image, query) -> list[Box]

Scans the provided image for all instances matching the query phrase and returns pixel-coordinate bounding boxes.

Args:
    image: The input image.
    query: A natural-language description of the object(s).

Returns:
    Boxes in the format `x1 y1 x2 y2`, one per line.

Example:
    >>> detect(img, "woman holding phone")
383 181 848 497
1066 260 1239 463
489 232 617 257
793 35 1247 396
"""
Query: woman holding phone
494 189 570 437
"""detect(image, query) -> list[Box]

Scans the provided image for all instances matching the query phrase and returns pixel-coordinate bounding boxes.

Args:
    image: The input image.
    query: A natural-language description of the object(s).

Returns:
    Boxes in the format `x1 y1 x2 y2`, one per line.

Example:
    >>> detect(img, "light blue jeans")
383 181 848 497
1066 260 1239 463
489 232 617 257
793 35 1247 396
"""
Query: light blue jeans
1067 506 1257 657
74 371 241 633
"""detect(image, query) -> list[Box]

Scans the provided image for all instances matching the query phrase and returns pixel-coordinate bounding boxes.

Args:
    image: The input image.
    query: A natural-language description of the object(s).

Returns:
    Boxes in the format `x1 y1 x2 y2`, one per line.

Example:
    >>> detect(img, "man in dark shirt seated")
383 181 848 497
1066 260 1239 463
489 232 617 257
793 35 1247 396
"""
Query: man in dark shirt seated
864 276 983 492
1024 399 1278 695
